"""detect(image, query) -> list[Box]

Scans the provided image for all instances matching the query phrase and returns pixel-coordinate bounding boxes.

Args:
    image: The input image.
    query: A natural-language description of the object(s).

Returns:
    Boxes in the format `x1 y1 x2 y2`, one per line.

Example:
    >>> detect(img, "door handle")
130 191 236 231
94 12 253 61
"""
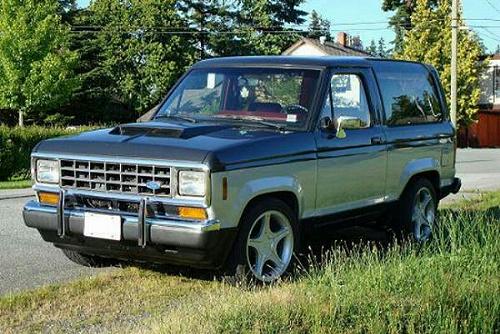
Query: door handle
371 136 384 145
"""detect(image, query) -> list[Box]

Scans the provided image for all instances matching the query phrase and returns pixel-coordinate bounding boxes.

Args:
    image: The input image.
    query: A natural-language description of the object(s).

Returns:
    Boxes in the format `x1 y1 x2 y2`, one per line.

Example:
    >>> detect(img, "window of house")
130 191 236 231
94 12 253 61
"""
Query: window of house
373 62 443 126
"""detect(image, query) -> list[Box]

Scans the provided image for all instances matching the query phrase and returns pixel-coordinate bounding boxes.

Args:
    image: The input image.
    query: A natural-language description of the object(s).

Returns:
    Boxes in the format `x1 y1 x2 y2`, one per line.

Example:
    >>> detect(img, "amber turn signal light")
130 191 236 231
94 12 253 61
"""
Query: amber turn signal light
178 206 207 220
38 192 60 206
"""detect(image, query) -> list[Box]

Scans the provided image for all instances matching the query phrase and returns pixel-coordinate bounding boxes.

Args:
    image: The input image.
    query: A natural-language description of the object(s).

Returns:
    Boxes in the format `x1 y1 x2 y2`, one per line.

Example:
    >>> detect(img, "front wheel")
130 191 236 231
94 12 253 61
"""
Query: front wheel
225 198 299 284
394 178 437 243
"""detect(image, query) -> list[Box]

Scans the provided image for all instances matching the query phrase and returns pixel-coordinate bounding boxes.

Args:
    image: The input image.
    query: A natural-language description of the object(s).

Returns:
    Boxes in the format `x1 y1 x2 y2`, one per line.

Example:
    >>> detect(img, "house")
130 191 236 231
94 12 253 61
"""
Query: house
282 32 371 57
459 54 500 148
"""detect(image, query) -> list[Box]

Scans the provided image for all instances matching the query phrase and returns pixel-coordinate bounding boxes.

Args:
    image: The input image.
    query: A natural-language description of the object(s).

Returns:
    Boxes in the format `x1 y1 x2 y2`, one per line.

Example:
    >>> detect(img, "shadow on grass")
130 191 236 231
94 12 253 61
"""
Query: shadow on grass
116 196 499 283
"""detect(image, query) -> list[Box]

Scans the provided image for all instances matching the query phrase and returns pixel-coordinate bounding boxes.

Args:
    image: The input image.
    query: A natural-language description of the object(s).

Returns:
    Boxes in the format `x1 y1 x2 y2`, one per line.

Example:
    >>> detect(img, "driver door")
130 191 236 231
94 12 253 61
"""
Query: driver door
314 67 387 215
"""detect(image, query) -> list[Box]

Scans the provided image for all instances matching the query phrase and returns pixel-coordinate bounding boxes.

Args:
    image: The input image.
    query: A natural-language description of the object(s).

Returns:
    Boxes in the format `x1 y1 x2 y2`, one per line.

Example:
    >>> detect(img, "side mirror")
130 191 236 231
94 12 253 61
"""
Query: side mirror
319 116 334 131
334 116 365 139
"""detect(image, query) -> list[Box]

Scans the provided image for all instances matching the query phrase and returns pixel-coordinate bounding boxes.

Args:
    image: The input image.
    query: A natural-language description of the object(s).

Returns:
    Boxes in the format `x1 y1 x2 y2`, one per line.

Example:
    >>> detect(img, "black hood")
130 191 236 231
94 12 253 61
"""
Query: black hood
34 120 316 171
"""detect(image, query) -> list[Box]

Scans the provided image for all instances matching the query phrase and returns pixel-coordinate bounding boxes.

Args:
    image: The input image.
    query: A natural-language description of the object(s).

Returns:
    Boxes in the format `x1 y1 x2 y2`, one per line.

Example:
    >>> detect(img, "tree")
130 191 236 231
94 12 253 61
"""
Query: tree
210 0 307 57
88 0 196 115
382 0 438 53
0 0 78 126
58 0 78 22
308 10 331 40
396 0 485 127
366 39 378 55
177 0 233 59
377 37 390 58
496 44 500 54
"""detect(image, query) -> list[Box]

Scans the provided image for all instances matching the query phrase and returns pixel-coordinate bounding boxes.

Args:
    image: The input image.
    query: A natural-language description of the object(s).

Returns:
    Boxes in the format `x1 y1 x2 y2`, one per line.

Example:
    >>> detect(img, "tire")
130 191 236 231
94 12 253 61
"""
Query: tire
393 178 438 243
224 198 300 284
61 248 117 267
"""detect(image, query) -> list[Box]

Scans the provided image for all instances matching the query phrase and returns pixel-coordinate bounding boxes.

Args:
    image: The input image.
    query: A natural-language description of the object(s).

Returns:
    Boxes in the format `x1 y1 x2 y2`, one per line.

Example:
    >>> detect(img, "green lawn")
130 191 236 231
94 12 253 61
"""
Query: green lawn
1 192 498 333
0 179 32 190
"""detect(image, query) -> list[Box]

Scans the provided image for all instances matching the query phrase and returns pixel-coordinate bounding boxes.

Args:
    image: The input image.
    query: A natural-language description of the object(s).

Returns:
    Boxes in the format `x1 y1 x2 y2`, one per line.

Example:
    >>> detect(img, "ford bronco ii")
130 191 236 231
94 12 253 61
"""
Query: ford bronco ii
24 56 461 282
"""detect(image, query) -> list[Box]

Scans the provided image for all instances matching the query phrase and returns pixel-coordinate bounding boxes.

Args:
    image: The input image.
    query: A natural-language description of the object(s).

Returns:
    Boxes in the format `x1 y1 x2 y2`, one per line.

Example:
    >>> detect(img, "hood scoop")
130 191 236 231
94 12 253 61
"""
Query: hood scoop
110 122 231 139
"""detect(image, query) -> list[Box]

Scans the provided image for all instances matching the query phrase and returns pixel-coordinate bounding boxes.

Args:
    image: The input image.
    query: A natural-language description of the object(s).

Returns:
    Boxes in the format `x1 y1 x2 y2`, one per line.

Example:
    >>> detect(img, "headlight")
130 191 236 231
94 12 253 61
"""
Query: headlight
36 159 59 184
178 170 206 197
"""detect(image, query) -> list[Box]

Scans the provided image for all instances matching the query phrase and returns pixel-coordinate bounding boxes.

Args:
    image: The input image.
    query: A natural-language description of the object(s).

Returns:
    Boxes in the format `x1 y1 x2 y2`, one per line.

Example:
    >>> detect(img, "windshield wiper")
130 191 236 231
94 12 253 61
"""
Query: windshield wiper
155 114 197 123
211 115 286 131
253 120 286 131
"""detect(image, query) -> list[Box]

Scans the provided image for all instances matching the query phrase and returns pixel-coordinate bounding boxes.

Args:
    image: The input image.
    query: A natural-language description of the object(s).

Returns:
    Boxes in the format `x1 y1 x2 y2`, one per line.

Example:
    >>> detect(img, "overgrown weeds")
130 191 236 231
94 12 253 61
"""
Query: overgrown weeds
1 193 498 333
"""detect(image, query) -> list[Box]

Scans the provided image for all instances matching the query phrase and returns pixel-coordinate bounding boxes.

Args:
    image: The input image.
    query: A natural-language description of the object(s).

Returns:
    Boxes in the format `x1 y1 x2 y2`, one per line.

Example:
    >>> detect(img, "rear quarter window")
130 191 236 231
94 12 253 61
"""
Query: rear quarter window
373 61 444 126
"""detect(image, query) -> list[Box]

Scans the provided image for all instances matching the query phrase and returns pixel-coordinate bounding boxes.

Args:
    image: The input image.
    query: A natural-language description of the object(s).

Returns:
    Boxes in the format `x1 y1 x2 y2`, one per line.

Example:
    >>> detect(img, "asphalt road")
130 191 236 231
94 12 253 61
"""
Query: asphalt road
455 148 500 191
0 195 111 296
0 148 498 296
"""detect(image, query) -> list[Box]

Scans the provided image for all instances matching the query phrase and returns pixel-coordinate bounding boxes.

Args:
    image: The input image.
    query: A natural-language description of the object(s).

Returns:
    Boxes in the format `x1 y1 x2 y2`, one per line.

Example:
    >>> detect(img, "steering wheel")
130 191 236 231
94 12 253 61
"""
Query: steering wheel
282 104 308 114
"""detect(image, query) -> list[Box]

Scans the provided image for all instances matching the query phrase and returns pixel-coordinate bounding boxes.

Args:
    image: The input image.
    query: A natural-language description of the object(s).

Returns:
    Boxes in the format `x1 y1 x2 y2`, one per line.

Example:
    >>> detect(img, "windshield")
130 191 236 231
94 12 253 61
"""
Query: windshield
156 67 321 130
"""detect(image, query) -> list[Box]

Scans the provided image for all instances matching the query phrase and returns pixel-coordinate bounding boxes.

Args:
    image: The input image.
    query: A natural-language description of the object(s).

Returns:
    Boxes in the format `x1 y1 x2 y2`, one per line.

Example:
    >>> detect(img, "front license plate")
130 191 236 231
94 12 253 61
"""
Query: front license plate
84 212 121 241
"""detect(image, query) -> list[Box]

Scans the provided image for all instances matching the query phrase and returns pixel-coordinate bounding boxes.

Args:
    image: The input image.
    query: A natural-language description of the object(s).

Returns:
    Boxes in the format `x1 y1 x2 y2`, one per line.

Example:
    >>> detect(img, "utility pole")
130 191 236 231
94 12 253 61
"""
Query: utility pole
451 0 458 127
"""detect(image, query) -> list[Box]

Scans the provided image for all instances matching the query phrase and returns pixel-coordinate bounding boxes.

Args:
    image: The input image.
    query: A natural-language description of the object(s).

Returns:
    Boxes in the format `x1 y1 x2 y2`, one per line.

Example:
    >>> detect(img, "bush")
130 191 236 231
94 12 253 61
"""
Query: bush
0 126 92 181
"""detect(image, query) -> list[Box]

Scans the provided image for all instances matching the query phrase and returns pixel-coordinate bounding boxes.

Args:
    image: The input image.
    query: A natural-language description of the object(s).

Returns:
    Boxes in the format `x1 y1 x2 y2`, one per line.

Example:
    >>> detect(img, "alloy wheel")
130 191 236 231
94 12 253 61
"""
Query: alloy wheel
411 187 436 242
246 210 294 282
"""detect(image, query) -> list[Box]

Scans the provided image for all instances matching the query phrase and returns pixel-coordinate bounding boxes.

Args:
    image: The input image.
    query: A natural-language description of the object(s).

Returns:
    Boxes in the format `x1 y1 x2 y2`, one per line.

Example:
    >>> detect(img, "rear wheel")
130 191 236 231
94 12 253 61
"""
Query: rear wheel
393 178 437 243
225 198 299 284
61 248 117 267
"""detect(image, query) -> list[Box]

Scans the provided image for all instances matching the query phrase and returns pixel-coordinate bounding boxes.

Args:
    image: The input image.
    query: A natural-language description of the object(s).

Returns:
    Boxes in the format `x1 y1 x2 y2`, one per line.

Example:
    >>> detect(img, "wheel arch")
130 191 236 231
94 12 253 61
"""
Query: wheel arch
398 158 441 199
402 170 440 199
240 191 299 223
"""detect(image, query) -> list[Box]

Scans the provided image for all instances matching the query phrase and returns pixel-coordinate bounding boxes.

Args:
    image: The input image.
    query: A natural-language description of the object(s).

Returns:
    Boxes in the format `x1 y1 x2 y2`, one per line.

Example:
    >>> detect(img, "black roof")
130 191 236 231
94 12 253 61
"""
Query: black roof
192 56 421 69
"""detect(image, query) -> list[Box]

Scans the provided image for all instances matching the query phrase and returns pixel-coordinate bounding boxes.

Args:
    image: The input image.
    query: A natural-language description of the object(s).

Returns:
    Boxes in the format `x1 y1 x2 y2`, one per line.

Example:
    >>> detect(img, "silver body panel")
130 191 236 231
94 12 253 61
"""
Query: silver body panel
30 129 456 231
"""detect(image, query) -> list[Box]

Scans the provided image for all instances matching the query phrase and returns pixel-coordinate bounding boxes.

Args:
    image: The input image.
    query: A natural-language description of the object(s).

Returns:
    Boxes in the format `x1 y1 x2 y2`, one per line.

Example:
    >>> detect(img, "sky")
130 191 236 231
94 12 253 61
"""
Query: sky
77 0 500 53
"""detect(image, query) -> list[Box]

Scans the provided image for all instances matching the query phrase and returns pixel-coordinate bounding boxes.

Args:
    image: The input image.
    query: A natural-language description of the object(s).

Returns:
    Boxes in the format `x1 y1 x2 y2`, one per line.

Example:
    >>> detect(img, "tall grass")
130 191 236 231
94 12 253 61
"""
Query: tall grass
0 195 498 333
154 206 499 333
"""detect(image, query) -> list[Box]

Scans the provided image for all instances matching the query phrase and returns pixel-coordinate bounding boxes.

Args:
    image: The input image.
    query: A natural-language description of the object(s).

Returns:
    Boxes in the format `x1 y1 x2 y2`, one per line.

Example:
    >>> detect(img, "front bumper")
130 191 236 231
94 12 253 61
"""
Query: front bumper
440 177 462 199
23 200 236 268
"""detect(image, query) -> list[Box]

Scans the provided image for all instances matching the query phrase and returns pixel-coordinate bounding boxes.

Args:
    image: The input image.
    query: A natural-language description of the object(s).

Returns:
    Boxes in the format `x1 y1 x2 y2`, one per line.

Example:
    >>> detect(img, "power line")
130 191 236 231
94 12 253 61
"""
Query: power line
483 0 500 15
478 28 500 42
476 31 500 43
469 25 500 28
69 17 500 32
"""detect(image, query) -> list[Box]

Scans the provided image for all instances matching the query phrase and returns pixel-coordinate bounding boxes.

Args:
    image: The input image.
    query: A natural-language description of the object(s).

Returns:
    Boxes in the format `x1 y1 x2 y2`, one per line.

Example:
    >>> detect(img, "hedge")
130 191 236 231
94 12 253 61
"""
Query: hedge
0 126 94 181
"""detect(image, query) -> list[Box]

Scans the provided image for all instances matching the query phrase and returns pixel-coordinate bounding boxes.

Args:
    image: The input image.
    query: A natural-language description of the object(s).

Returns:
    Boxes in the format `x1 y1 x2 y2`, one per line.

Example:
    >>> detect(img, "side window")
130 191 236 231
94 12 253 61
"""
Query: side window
331 74 371 128
374 62 443 126
319 86 333 120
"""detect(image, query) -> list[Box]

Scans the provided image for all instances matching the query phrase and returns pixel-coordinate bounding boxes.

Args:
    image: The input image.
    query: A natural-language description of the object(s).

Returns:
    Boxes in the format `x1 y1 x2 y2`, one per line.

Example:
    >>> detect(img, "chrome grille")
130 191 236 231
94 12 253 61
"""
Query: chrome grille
59 159 171 197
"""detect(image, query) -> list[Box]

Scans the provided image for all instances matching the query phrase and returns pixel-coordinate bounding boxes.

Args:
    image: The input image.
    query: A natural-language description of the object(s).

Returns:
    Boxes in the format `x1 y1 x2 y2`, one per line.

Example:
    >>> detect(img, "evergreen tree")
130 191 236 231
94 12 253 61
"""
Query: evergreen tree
308 10 322 39
177 0 233 59
377 37 390 58
496 44 500 54
0 0 78 126
88 0 196 115
212 0 307 56
366 40 378 56
382 0 438 53
396 0 485 127
58 0 78 22
308 10 331 40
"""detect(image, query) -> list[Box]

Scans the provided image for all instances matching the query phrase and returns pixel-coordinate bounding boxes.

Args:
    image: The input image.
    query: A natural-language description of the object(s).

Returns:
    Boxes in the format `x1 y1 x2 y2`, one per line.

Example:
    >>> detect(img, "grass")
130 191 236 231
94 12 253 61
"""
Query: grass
1 192 499 333
0 179 31 190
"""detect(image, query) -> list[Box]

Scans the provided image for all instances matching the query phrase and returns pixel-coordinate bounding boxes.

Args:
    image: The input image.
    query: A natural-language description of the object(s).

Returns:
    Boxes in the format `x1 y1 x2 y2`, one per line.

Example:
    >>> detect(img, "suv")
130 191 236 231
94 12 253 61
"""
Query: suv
24 56 461 282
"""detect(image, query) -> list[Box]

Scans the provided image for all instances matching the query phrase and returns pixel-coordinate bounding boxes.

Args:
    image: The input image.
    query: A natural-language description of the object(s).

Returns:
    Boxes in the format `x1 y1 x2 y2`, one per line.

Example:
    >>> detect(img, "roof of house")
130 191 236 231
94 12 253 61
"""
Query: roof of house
282 37 371 57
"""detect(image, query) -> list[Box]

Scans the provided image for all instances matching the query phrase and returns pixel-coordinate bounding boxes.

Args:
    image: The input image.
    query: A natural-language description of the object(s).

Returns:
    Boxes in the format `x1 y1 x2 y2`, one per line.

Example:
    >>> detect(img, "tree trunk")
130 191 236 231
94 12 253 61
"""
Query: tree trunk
18 109 24 127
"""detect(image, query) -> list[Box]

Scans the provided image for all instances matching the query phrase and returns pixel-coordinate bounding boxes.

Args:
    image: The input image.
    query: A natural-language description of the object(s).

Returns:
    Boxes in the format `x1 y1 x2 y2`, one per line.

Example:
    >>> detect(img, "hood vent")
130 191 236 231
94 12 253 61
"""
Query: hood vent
110 122 230 139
